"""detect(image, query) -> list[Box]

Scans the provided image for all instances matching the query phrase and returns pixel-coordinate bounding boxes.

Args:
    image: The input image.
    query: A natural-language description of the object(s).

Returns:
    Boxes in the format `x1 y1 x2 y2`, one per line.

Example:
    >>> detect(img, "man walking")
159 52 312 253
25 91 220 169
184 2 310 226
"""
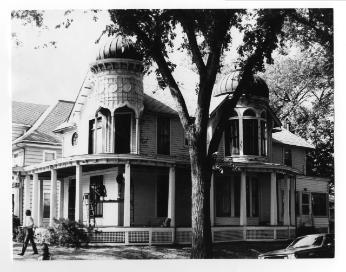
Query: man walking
18 210 38 256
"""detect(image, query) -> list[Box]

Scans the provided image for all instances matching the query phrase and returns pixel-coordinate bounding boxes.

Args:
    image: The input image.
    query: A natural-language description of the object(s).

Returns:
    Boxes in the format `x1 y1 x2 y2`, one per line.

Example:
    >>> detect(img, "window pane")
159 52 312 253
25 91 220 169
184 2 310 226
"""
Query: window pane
216 176 231 217
243 109 256 117
225 119 239 156
243 119 258 155
312 193 327 216
234 175 240 217
157 117 170 155
284 149 292 166
44 152 55 162
43 193 50 218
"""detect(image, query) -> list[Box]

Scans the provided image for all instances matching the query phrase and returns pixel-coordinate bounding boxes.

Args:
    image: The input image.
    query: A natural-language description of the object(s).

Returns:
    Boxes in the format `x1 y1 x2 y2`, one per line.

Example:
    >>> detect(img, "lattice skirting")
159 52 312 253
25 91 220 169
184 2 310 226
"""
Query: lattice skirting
87 227 295 244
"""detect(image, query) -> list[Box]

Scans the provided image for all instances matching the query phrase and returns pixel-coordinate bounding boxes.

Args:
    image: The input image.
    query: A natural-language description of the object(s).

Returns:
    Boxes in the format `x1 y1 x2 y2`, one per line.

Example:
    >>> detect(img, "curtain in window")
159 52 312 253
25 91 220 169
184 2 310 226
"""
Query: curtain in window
243 119 258 155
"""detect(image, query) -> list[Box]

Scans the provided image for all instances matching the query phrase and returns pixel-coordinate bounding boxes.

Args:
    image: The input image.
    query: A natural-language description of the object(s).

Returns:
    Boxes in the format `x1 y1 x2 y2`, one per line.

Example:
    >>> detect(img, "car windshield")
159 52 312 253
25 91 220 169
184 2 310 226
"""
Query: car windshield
288 235 324 248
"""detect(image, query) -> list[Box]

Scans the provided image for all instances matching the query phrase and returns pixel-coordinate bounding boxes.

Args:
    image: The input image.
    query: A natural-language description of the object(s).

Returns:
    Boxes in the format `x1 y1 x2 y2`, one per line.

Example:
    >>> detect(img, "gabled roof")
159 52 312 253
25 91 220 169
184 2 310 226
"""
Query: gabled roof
272 128 314 149
12 101 49 126
13 100 74 145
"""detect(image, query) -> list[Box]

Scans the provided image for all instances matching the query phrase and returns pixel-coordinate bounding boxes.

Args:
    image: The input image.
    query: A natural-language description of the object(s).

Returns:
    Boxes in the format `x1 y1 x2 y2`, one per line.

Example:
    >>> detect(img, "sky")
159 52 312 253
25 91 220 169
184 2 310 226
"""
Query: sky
11 10 241 115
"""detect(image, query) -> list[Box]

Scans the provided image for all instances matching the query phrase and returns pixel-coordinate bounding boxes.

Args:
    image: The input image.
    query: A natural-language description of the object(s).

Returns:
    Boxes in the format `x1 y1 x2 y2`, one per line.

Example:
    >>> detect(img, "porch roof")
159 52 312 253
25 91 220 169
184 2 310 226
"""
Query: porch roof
216 160 302 175
23 153 190 174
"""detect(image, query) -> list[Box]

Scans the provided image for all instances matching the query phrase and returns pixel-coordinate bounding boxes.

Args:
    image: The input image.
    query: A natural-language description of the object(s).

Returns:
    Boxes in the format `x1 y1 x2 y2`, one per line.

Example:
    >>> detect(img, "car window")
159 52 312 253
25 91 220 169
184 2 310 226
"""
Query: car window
289 235 324 248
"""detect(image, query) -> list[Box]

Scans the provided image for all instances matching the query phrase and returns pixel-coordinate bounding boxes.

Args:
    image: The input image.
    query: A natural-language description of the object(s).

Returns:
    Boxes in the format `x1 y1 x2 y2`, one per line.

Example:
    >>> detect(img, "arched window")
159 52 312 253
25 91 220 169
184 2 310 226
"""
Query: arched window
243 108 258 155
225 110 239 156
71 132 78 146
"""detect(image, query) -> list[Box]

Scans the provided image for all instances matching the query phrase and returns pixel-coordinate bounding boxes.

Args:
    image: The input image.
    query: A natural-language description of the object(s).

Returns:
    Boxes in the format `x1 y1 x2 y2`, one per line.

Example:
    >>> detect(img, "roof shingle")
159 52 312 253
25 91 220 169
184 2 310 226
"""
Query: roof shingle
12 101 49 126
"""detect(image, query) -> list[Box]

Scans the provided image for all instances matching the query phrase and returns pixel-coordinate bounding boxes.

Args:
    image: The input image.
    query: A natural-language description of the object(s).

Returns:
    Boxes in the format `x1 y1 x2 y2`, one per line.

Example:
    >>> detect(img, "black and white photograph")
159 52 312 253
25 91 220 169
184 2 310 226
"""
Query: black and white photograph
5 1 345 269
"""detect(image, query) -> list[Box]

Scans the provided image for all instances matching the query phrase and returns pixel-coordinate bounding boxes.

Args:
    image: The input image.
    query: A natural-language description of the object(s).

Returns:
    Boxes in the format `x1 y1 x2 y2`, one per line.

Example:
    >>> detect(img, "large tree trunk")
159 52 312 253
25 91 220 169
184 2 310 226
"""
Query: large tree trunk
190 137 213 258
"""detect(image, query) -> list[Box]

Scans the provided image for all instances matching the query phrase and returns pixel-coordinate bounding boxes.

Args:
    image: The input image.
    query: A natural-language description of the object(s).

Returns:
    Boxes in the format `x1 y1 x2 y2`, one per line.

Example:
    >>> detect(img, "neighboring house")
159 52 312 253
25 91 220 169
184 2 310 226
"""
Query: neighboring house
12 36 330 245
12 100 74 223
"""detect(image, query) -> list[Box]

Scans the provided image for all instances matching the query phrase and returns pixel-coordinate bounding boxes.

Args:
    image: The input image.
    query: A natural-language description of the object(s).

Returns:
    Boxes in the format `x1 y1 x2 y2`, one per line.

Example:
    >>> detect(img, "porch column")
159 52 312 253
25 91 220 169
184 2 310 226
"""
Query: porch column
270 172 277 225
135 117 140 154
23 175 31 215
290 177 296 225
59 180 64 219
210 172 215 227
94 115 98 154
168 166 176 227
32 173 39 225
13 174 20 217
283 174 290 225
240 170 247 226
75 164 83 223
230 178 235 217
63 179 69 219
49 169 57 227
37 179 43 227
111 112 115 153
124 163 131 227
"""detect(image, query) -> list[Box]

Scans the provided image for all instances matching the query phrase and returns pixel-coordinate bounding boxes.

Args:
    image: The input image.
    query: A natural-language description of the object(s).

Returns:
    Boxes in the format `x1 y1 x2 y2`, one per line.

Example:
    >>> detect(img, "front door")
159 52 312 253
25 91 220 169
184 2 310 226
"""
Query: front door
68 179 76 221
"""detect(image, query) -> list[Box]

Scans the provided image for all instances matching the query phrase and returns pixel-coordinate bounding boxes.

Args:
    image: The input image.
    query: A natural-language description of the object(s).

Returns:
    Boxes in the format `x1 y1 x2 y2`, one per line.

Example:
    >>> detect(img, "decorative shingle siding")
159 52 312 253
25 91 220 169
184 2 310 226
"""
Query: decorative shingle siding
292 148 306 174
272 144 283 164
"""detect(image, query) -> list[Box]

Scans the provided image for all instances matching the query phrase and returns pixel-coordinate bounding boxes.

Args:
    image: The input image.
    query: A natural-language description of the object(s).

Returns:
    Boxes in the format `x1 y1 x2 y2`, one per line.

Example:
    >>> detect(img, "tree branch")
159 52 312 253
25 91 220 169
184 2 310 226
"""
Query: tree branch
179 12 206 76
130 19 192 131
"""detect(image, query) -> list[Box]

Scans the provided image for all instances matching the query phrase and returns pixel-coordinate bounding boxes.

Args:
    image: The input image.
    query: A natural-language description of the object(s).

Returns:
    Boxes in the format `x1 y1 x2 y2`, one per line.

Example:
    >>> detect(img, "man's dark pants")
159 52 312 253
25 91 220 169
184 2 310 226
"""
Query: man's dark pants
21 228 38 254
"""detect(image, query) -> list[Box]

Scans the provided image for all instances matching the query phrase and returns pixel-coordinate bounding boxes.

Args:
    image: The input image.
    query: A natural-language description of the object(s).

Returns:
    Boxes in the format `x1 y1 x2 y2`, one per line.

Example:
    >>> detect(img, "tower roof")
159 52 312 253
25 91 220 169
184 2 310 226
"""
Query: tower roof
214 71 269 99
96 35 142 61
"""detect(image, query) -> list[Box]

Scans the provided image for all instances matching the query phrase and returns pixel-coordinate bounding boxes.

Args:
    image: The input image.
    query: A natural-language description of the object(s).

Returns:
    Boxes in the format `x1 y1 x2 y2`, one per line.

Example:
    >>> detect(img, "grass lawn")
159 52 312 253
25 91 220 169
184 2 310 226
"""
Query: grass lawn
13 240 291 261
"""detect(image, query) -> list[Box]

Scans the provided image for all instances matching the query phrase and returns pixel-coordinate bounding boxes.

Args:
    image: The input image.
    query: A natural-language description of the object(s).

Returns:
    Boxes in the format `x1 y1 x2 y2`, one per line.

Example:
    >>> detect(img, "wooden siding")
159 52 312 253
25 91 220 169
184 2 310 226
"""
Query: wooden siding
139 112 157 156
24 146 62 166
296 175 328 193
272 144 283 164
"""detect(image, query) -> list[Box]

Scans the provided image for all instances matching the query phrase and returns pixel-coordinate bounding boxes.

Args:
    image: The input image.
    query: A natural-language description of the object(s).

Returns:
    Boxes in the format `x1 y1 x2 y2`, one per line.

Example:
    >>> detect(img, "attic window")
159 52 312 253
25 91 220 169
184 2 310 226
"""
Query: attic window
72 132 78 146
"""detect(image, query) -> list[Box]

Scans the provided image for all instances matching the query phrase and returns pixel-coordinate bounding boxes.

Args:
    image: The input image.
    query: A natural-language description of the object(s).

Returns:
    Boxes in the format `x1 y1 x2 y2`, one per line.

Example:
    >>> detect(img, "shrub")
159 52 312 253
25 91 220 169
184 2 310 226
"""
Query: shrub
52 218 89 248
34 227 58 245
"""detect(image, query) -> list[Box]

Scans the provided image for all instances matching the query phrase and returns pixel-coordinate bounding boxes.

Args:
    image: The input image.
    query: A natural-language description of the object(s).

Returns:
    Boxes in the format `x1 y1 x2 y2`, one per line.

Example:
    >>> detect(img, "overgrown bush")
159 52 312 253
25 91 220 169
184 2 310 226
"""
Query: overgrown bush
52 218 89 248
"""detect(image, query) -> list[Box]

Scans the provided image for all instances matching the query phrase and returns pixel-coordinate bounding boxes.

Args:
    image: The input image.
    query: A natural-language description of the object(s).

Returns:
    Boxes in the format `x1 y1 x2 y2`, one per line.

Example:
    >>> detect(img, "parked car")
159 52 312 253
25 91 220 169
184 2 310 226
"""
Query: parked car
258 233 334 259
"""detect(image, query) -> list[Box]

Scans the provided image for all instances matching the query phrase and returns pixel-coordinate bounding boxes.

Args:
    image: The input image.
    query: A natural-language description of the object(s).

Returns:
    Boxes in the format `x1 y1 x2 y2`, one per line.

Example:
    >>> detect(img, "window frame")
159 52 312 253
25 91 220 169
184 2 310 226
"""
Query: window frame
312 192 328 217
156 116 171 155
284 148 292 166
71 132 78 146
42 150 57 162
225 110 240 156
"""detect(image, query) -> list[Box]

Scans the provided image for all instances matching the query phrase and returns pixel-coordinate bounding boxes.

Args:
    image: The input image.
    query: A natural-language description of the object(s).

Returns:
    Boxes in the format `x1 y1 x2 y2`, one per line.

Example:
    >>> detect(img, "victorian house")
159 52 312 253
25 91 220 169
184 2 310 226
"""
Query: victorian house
12 36 330 245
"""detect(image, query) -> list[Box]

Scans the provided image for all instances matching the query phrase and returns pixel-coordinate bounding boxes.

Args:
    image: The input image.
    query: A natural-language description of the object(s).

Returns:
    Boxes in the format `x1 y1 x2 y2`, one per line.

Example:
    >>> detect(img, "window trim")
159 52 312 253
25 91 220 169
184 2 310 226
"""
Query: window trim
42 150 57 162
